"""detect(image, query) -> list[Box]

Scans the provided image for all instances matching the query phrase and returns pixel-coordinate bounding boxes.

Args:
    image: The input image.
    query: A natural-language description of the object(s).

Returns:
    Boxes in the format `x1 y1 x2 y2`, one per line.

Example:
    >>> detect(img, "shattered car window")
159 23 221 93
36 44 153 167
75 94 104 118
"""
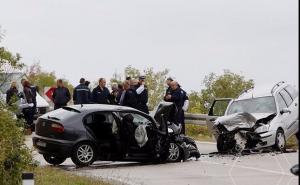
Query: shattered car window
227 96 276 115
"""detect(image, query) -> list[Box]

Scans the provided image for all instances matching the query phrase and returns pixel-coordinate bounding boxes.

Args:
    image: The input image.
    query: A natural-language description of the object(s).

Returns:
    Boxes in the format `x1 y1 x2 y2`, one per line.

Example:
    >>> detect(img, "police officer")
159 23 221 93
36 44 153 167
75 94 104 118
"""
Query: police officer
92 78 111 104
120 80 138 109
52 79 71 109
164 77 173 101
165 81 188 135
73 78 91 104
135 76 149 114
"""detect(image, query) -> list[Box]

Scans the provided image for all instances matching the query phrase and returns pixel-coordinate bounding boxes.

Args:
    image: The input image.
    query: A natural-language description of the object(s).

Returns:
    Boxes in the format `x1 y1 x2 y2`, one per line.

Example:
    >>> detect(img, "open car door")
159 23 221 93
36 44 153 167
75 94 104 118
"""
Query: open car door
206 98 232 140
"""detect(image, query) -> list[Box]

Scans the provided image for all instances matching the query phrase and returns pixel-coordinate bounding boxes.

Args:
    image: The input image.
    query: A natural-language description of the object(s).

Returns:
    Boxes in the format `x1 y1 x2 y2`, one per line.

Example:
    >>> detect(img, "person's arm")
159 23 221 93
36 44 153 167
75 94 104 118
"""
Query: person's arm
52 89 56 102
140 89 148 104
136 85 145 95
66 88 71 103
6 90 11 104
73 88 77 104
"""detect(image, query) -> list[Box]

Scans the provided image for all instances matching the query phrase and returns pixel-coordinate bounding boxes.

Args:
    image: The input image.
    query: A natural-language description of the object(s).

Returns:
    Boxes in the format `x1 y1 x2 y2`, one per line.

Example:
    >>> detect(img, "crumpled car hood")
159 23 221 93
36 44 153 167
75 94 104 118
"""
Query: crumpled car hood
214 112 274 132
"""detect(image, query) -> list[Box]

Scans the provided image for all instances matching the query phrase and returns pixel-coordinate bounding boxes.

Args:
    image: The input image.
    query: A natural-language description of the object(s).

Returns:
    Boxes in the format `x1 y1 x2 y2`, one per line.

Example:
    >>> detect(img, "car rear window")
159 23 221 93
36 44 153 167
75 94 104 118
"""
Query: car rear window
45 108 80 121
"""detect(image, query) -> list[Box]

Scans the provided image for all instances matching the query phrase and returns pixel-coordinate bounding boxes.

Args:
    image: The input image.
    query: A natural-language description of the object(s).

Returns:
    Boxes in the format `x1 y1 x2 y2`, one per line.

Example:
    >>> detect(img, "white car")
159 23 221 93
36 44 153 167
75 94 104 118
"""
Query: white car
206 81 299 151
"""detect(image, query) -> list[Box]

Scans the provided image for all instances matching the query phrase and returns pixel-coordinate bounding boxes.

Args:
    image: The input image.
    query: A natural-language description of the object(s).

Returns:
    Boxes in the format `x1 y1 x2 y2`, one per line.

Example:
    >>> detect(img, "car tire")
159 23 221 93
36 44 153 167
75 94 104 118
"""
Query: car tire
43 154 66 165
167 143 182 162
274 129 286 152
71 142 96 167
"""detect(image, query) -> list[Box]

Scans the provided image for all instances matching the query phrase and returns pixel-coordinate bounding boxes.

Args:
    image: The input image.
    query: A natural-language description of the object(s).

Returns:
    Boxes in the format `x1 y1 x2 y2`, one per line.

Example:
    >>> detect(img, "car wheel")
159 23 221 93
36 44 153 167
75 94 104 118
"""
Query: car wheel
274 129 286 152
167 143 182 162
43 154 66 165
71 142 96 167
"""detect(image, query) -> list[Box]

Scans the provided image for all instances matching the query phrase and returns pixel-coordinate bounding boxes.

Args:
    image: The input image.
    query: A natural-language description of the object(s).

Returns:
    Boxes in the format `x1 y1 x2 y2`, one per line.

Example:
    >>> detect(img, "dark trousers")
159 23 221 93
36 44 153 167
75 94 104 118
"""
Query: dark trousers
23 107 35 130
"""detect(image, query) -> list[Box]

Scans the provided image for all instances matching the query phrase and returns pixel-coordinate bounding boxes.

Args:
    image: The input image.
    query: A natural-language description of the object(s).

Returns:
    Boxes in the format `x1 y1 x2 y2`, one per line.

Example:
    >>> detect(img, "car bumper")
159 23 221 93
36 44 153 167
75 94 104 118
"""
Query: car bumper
255 130 276 149
32 134 73 158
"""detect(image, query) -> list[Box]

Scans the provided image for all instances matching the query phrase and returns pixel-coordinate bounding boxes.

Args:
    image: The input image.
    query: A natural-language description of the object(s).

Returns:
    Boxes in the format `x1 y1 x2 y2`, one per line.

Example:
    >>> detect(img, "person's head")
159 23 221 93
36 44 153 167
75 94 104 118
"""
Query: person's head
85 81 90 87
111 83 118 91
126 76 131 81
138 75 146 84
11 81 17 89
57 79 64 88
99 78 106 88
130 79 138 86
79 78 85 84
21 78 26 86
170 81 179 91
166 77 173 86
118 83 123 90
123 80 131 90
23 80 31 88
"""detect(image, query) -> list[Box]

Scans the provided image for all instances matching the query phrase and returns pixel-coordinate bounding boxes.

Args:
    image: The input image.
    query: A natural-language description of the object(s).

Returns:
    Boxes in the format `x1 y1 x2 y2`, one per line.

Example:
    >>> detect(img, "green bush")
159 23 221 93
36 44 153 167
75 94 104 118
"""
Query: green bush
0 103 34 185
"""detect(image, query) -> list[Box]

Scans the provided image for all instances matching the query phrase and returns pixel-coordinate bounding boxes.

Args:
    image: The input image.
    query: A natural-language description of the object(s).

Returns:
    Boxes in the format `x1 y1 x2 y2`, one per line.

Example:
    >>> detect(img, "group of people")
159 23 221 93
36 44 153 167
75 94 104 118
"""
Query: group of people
5 75 189 134
72 76 150 114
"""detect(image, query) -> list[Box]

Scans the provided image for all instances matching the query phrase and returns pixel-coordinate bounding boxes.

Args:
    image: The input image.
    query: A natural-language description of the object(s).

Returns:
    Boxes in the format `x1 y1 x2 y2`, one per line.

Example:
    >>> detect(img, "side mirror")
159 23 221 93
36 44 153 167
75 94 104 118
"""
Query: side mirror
280 108 291 115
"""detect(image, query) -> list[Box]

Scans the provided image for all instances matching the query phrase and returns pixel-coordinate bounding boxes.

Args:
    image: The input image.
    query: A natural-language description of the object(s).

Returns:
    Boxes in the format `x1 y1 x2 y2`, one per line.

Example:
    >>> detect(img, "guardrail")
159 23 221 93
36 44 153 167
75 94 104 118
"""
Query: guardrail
184 113 208 125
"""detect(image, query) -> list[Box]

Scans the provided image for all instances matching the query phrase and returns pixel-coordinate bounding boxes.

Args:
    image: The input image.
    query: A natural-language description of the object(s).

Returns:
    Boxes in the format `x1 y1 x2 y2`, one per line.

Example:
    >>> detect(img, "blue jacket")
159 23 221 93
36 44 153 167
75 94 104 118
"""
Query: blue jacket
73 84 91 104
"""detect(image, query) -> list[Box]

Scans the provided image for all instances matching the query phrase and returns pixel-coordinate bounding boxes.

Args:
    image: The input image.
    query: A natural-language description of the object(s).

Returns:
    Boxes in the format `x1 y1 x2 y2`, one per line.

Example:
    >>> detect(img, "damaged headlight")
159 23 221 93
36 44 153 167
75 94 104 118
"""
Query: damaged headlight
255 124 269 133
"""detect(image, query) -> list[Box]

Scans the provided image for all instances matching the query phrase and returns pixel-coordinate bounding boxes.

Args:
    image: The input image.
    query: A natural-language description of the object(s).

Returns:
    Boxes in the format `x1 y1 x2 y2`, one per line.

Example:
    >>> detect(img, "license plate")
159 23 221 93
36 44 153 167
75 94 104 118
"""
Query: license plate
36 141 46 147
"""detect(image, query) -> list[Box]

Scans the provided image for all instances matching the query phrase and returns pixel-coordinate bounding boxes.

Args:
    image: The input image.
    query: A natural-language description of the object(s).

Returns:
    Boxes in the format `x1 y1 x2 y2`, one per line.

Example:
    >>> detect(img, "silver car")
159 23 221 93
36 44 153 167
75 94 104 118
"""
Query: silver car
206 81 298 152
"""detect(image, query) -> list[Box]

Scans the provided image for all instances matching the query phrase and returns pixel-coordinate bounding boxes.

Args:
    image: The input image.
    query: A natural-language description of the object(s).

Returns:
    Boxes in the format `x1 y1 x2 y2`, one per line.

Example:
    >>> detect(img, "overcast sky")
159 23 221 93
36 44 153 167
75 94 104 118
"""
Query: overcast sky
0 0 298 92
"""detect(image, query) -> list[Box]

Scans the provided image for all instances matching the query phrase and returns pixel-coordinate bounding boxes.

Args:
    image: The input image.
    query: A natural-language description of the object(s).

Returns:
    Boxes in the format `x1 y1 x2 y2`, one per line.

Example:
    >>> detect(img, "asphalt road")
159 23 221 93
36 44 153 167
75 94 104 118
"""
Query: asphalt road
26 136 299 185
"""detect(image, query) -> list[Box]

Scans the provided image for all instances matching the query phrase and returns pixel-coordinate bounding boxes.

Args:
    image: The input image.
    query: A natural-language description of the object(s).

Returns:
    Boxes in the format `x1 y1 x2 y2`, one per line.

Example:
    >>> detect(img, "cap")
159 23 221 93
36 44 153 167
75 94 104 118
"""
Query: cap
139 76 146 80
167 77 173 81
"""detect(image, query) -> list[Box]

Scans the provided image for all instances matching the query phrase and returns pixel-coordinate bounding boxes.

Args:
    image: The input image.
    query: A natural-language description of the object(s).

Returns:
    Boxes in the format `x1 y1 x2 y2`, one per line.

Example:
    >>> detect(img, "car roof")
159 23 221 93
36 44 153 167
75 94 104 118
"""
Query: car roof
66 104 137 113
236 82 292 101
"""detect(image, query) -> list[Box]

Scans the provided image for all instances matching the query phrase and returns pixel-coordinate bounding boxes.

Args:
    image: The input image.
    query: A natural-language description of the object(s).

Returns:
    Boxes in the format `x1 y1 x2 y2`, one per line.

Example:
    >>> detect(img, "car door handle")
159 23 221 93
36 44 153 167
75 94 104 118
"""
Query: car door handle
295 103 298 107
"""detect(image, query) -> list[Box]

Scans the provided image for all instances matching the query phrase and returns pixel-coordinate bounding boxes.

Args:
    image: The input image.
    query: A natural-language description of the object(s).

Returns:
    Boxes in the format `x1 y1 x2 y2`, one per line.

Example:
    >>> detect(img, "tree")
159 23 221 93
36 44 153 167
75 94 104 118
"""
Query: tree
0 28 24 89
25 62 73 94
188 70 254 114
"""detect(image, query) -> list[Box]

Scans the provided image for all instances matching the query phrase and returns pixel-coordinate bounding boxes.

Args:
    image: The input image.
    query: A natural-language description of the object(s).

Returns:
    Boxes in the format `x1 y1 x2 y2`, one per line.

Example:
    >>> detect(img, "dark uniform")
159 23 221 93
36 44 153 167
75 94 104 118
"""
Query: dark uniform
23 86 35 130
120 88 138 109
52 87 71 109
92 86 111 104
135 84 149 114
166 87 188 134
73 84 91 104
164 86 172 101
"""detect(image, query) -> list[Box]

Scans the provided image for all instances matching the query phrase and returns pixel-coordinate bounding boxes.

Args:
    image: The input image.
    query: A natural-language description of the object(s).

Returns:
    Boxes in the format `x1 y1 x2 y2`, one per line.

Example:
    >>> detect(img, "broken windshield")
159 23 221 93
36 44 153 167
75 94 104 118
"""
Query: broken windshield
227 96 276 115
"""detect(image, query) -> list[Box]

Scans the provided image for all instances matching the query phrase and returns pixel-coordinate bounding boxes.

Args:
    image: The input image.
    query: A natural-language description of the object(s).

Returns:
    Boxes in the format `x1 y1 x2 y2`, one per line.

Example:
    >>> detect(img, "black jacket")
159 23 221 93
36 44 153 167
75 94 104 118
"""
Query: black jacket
6 87 18 104
122 89 138 109
52 87 71 106
92 86 111 104
135 84 149 114
73 84 91 104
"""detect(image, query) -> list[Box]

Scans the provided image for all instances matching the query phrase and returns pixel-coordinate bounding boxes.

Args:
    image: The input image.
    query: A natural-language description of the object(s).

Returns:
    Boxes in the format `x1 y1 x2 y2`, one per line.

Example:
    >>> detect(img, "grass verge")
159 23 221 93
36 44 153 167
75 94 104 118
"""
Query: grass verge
35 167 111 185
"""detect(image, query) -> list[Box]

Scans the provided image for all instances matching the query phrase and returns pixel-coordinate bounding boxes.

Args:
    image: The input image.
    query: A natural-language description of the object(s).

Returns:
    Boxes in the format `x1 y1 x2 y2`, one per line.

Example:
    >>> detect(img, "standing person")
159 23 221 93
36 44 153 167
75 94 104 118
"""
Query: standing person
92 78 111 104
6 81 18 105
110 83 119 105
135 76 149 114
21 78 37 114
73 78 91 105
22 80 35 131
116 83 124 104
165 81 188 135
119 80 138 109
52 79 71 110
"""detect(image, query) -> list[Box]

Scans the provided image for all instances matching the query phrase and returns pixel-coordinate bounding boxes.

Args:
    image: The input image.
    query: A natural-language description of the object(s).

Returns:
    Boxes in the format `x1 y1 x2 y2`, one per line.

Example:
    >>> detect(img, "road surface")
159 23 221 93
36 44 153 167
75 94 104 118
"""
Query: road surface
26 136 298 185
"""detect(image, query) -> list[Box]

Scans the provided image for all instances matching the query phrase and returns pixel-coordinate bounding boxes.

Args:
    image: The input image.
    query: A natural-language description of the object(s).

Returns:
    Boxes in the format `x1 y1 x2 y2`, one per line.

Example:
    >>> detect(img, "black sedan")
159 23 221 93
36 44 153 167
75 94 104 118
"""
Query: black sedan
33 103 200 167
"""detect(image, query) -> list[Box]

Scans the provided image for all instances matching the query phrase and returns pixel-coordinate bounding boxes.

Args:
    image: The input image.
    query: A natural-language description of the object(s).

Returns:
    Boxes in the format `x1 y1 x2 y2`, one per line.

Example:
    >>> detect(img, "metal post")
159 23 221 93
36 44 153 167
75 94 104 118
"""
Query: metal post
22 173 34 185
